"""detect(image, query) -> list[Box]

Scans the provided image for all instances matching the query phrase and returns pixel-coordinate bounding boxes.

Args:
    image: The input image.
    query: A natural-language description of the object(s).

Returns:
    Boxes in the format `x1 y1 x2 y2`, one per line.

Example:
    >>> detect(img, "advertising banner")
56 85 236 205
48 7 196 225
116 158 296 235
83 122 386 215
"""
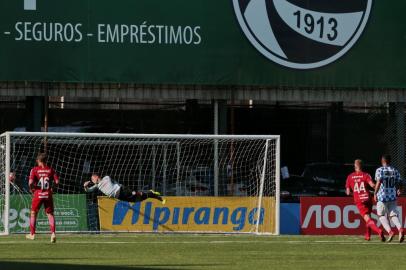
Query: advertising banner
98 196 275 233
0 0 406 88
301 197 406 235
280 203 300 235
0 194 88 232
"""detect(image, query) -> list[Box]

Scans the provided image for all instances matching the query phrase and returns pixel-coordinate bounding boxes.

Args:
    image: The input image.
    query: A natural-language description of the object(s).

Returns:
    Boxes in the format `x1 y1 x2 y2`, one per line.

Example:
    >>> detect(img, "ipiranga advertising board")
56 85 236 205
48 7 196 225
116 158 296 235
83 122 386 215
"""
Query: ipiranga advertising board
98 196 275 233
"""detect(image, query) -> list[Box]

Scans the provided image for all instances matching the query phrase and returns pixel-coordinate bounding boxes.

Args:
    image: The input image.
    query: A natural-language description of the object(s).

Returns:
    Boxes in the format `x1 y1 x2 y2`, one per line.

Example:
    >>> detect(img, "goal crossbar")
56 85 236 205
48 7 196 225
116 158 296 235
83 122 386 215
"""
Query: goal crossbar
1 132 280 140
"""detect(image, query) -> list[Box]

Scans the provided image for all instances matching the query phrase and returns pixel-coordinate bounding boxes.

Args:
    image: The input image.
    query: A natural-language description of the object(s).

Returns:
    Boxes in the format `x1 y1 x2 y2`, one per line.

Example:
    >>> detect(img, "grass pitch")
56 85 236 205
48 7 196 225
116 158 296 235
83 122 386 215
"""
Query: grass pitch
0 234 405 270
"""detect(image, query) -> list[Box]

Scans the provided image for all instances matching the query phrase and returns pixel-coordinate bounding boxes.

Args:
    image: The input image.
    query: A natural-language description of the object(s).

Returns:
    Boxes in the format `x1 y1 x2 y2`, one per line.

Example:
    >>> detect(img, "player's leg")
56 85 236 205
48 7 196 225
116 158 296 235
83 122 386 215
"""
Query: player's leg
364 224 372 241
27 211 38 240
46 213 56 243
27 197 41 240
147 190 165 203
359 203 371 240
44 197 56 243
118 187 146 202
376 202 394 241
359 202 384 241
363 215 385 241
363 220 371 241
388 201 404 243
118 187 164 203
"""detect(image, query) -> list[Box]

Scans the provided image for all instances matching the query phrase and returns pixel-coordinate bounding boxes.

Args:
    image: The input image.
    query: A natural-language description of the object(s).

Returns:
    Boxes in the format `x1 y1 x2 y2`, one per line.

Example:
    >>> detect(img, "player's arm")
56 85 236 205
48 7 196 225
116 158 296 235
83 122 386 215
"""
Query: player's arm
28 168 35 192
374 181 381 202
374 168 382 200
374 179 382 201
374 177 381 193
396 171 403 196
345 176 351 196
52 168 59 189
367 174 375 188
84 181 97 193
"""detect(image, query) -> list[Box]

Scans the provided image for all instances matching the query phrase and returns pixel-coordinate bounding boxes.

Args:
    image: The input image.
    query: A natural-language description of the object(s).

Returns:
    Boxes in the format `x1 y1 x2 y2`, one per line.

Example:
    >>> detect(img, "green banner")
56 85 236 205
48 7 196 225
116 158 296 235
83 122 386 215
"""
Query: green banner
0 194 88 233
0 0 405 88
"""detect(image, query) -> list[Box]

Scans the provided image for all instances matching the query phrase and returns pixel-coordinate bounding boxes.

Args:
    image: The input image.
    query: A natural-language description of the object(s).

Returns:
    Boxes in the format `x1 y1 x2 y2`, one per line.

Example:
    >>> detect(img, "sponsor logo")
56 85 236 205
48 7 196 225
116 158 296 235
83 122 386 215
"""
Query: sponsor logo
98 197 275 233
0 207 81 230
4 1 203 45
113 201 264 231
0 194 88 232
301 197 406 235
233 0 373 69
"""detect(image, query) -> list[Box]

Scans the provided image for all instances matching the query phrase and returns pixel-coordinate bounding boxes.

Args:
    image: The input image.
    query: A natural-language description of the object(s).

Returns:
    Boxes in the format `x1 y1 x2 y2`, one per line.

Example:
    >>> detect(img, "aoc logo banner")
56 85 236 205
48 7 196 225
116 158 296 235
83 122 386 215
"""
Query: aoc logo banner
301 197 406 235
233 0 373 69
98 197 275 233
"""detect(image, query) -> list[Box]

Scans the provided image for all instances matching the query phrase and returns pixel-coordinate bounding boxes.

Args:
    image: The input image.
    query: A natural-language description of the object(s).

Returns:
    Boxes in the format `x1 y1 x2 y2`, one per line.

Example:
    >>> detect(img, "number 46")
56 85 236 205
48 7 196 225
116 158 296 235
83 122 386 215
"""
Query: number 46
37 177 50 190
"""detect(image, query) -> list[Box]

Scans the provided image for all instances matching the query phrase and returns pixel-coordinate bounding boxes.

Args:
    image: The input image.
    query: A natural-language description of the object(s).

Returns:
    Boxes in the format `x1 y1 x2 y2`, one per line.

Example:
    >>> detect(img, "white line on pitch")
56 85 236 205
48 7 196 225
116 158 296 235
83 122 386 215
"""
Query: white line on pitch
0 240 393 245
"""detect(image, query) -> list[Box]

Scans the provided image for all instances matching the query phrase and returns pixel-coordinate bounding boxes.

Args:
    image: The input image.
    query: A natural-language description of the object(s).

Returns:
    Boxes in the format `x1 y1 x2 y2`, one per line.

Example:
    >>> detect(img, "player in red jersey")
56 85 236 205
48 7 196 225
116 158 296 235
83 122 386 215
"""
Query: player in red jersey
26 153 59 243
345 159 385 241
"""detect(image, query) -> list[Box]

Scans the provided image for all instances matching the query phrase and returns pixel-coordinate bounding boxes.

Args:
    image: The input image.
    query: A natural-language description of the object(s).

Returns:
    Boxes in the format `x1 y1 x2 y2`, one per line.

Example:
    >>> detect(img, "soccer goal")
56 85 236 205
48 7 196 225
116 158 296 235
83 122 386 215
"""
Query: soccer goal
0 132 280 235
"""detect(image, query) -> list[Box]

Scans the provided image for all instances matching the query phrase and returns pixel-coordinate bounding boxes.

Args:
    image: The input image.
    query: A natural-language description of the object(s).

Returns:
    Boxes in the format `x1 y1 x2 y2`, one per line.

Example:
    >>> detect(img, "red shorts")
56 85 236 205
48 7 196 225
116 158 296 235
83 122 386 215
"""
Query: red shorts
31 190 54 214
356 201 372 217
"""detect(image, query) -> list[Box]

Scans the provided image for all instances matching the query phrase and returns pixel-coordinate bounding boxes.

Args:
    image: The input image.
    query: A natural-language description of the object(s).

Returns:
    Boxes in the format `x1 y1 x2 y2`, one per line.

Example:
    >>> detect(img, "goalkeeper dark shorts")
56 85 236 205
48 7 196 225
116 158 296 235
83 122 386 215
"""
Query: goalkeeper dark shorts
118 187 146 203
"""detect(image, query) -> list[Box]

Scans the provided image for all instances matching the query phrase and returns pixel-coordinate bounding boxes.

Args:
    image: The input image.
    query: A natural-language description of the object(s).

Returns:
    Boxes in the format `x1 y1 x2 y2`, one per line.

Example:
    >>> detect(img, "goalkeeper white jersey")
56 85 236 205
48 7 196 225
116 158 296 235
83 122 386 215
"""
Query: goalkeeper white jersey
86 176 121 198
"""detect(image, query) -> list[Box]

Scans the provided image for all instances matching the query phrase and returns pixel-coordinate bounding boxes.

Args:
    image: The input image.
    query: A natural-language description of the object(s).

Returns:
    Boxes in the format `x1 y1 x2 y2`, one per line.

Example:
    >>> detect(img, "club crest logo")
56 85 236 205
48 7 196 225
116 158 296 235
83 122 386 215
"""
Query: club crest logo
233 0 373 69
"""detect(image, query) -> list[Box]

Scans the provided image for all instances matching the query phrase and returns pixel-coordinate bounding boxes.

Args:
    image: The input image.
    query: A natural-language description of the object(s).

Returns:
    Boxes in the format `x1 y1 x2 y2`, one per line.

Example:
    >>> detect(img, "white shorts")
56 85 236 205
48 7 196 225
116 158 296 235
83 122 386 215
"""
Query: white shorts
377 201 399 217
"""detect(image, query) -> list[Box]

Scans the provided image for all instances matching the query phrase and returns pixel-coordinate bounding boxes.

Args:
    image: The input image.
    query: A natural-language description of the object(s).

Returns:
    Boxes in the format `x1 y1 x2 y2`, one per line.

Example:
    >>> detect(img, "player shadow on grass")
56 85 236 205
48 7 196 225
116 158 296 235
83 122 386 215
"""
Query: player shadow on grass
0 261 225 270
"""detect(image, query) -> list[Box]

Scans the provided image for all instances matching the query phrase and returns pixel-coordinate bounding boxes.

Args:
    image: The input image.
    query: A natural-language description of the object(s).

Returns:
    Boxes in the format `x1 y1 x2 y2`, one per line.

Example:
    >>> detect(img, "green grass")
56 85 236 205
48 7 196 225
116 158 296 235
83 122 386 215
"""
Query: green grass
0 234 405 270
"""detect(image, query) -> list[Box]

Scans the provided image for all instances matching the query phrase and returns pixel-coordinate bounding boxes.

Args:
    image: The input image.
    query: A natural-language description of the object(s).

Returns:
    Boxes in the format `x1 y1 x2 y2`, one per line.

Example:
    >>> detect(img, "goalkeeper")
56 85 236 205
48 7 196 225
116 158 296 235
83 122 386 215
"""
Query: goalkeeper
83 172 165 204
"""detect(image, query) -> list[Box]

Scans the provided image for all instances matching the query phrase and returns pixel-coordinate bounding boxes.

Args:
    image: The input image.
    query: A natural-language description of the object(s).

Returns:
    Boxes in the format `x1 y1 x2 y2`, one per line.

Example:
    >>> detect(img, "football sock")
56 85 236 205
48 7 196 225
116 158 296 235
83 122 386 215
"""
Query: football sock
390 216 402 231
30 215 36 235
365 224 371 239
379 216 392 233
48 215 56 233
366 219 381 234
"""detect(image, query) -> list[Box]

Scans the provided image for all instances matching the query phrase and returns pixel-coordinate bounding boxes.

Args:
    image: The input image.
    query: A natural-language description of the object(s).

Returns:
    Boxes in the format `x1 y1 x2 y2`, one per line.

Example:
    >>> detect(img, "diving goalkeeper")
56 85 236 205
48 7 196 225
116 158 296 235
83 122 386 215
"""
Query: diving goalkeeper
83 172 165 204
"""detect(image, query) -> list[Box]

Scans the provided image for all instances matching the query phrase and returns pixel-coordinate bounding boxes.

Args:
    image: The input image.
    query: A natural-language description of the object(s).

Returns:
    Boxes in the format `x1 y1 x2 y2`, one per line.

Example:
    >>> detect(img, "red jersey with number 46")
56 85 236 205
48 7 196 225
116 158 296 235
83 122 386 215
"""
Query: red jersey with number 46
345 172 373 203
29 166 59 193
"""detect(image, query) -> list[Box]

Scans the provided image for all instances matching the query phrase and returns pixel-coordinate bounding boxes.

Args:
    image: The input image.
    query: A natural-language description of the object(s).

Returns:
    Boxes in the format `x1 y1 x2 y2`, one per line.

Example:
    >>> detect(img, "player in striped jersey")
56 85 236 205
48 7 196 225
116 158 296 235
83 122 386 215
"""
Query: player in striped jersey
83 172 165 204
374 155 404 243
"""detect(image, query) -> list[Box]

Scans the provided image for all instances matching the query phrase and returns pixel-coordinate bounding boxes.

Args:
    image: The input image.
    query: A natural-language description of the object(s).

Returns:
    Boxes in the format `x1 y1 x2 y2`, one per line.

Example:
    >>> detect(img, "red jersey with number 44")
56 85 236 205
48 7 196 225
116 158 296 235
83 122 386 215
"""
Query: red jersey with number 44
29 166 59 192
345 172 373 203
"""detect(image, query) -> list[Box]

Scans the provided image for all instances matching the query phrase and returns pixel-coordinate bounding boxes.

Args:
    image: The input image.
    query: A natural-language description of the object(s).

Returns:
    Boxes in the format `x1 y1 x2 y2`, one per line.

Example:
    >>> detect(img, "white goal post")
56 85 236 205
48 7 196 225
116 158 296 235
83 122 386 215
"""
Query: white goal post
0 132 280 235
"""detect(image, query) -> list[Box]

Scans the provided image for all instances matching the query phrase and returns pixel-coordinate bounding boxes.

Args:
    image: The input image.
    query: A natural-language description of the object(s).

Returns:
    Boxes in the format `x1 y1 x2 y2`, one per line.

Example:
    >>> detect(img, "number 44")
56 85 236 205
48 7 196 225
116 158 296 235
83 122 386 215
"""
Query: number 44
353 182 366 193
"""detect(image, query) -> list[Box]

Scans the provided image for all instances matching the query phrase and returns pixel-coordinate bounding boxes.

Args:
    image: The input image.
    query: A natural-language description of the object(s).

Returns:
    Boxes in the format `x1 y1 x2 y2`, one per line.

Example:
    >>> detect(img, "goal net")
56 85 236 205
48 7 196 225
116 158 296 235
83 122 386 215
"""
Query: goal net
0 132 280 235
